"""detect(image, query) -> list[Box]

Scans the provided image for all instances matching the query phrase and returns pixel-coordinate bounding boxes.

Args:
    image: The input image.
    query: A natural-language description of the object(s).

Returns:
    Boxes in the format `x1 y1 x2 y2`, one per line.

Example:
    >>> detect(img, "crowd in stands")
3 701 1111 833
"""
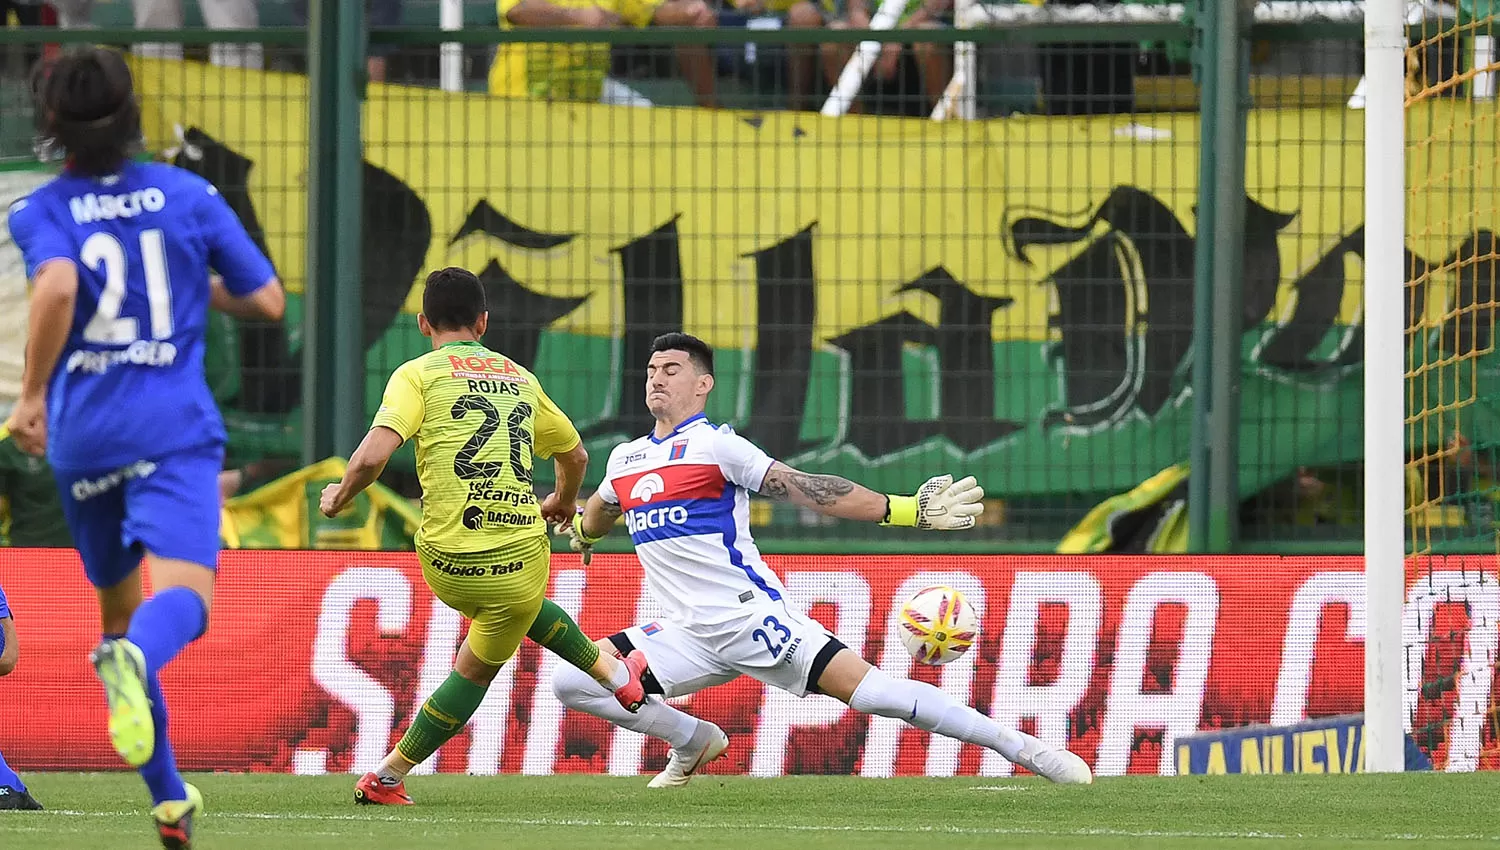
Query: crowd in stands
2 0 1167 115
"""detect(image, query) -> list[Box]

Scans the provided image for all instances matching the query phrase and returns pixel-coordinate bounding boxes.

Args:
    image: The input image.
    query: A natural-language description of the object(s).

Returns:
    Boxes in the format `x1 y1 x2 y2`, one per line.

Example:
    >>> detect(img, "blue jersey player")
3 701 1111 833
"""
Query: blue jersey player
0 584 42 811
7 48 285 849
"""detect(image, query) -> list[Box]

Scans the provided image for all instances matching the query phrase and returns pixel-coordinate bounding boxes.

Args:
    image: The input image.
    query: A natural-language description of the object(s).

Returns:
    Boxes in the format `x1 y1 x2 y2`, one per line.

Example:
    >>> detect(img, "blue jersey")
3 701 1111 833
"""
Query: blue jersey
0 584 8 620
7 162 275 470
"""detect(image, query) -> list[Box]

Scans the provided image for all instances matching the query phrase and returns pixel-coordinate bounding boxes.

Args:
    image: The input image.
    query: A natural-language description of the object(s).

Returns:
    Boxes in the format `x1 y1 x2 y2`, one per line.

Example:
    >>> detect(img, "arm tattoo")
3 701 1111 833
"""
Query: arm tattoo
581 500 623 539
759 474 790 501
759 468 855 506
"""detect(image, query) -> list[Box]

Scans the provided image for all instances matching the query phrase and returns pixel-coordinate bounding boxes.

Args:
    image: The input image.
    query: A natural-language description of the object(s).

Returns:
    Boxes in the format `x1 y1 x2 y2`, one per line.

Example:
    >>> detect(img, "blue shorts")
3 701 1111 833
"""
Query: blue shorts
53 444 224 589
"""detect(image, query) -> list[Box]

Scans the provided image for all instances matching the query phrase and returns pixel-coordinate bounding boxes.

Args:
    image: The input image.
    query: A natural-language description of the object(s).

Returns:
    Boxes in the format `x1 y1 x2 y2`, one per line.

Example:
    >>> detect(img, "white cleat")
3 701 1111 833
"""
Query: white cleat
648 720 729 788
1015 744 1094 785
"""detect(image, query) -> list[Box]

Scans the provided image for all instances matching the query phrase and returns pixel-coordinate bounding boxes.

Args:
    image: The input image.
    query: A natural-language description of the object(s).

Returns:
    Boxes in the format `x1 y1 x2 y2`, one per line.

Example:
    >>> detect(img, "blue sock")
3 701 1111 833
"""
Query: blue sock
0 749 25 793
124 587 207 676
137 672 187 805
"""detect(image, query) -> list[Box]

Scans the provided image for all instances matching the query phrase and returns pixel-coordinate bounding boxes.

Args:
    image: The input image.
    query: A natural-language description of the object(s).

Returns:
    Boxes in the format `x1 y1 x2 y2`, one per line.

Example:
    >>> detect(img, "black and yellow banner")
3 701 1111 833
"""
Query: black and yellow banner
128 60 1500 501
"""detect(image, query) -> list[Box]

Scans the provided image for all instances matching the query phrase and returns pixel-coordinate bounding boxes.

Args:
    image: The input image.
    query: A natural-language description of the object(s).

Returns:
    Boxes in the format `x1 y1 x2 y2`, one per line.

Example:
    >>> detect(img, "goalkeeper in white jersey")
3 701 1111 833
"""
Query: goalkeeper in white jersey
552 332 1092 788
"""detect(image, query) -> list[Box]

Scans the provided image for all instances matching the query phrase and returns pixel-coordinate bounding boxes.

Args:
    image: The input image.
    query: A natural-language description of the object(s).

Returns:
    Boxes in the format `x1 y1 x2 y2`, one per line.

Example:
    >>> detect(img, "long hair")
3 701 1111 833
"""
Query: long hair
32 47 143 176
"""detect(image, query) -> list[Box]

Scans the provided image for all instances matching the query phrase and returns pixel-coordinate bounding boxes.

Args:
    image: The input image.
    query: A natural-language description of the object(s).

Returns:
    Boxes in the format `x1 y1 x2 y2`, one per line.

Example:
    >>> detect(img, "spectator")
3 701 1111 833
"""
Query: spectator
0 0 42 27
0 1 49 75
291 0 402 83
1036 0 1134 115
820 0 952 115
720 0 830 111
48 0 263 68
491 0 720 107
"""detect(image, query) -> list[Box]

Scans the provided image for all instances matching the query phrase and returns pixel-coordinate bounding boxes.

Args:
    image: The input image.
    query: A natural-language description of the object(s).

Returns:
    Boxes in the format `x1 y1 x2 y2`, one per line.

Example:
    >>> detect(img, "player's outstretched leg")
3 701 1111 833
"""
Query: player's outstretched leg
0 748 42 810
829 657 1092 784
528 599 646 710
552 657 728 788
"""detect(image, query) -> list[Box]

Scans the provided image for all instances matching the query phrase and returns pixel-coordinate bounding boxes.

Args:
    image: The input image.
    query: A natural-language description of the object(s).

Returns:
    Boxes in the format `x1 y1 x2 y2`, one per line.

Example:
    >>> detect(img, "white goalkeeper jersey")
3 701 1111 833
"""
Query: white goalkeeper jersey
598 414 785 624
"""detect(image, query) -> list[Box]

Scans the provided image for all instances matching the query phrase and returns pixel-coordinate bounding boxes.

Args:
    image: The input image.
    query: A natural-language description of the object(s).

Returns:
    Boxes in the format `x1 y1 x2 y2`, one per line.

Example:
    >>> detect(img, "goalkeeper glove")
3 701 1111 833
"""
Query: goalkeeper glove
880 474 984 530
556 507 607 565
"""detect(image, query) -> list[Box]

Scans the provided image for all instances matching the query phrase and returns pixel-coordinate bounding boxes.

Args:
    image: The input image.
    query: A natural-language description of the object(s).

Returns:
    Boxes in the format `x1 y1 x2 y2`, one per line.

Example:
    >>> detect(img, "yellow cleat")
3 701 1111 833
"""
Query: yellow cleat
90 638 155 767
152 783 202 850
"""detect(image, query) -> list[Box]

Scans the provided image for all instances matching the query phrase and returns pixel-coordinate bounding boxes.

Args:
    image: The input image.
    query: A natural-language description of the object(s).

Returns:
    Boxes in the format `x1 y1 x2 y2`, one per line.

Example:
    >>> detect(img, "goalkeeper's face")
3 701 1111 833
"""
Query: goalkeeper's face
645 350 713 423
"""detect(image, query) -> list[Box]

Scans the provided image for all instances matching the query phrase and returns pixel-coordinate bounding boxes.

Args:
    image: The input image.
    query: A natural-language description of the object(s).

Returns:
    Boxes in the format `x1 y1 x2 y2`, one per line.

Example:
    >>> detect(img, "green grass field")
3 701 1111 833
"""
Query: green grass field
3 772 1498 850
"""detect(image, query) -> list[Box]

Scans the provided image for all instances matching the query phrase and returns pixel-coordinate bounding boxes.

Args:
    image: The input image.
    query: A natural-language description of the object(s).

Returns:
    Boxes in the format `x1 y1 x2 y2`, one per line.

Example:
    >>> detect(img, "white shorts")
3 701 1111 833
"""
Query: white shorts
609 603 844 699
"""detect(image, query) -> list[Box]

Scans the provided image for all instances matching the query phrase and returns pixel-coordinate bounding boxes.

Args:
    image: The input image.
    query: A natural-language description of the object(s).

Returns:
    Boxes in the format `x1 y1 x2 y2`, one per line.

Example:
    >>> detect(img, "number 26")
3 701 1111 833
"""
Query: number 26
752 615 793 659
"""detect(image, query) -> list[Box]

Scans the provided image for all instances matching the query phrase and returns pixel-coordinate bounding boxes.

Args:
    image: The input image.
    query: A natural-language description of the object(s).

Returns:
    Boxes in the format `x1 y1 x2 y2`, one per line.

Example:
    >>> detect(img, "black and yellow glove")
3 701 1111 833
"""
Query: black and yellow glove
555 507 607 565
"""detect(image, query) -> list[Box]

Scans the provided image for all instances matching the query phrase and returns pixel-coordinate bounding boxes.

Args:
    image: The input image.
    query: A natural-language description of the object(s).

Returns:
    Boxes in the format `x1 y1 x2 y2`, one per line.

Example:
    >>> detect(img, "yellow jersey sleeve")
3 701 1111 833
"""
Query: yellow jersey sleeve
372 360 425 441
497 0 521 26
531 383 581 459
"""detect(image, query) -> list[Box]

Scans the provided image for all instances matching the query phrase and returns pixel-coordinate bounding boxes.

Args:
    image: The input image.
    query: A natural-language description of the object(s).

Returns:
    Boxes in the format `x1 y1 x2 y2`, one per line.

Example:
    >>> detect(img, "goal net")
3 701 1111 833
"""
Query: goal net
1400 0 1500 772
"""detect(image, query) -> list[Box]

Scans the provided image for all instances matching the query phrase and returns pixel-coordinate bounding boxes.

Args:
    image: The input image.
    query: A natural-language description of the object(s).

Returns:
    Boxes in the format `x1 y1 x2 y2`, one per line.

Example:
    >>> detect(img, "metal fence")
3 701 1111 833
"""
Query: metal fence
0 4 1464 553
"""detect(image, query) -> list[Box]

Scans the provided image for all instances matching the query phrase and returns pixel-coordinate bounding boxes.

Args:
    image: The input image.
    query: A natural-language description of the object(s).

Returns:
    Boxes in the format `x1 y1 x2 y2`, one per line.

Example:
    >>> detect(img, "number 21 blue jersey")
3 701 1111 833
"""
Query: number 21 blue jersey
7 162 275 470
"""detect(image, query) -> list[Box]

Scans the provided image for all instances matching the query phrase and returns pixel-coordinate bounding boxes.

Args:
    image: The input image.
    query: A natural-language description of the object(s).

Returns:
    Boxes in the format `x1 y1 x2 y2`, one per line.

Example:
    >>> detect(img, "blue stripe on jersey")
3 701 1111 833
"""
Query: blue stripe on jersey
625 482 781 601
0 585 9 620
716 486 781 602
627 498 732 544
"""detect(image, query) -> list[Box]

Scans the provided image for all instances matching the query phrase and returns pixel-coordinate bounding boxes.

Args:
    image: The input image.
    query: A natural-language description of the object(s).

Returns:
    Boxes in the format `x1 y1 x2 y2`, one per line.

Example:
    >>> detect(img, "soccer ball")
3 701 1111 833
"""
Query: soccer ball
896 585 979 665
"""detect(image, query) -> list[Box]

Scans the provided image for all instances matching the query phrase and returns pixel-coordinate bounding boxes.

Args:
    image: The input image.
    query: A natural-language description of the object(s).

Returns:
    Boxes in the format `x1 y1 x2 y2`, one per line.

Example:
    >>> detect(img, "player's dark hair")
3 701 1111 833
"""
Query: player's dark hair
32 47 142 176
422 266 487 331
650 332 714 376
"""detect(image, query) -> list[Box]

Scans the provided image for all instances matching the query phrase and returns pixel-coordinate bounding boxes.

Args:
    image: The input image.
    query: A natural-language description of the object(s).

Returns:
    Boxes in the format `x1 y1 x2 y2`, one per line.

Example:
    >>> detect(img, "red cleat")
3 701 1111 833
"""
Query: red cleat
353 772 414 806
613 650 650 712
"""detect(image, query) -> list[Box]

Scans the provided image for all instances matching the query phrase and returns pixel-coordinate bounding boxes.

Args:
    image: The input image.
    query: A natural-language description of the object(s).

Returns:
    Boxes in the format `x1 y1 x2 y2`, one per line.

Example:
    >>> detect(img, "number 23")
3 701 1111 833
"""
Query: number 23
752 615 793 659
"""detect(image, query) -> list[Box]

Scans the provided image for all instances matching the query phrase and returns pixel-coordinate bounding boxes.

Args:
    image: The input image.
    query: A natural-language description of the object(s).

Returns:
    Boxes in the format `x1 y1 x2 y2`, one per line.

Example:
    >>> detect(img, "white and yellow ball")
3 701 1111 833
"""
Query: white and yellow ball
896 585 979 666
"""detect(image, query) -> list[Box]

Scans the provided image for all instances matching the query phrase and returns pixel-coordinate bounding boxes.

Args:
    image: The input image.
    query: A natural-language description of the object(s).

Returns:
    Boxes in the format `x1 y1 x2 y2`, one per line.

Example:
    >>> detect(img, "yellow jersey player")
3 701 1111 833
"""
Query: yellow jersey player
319 266 647 805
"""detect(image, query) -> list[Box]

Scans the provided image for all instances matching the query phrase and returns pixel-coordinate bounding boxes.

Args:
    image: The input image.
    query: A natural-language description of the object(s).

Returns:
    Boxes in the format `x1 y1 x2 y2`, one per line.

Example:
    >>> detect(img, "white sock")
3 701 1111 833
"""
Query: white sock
375 752 415 785
849 667 1038 763
601 656 630 690
553 663 699 749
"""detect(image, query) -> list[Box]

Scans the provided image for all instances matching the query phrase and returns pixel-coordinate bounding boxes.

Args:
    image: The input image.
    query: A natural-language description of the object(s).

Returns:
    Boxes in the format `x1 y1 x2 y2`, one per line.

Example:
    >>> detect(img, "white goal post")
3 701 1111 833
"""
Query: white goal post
1363 0 1409 775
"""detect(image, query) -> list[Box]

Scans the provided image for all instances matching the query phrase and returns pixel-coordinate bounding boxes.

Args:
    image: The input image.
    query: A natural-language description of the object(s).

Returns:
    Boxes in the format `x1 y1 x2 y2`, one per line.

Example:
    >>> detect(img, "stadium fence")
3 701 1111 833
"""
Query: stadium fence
0 8 1411 554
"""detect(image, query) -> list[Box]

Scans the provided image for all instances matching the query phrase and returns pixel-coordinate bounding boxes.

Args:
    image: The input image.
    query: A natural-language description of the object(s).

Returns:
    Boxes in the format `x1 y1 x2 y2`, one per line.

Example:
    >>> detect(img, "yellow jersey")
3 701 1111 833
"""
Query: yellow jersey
371 340 581 554
488 0 658 102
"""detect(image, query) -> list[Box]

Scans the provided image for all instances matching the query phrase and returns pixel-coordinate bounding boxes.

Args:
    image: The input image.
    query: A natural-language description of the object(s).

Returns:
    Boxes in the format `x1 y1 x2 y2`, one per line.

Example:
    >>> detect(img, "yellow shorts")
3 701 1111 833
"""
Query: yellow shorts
417 535 550 667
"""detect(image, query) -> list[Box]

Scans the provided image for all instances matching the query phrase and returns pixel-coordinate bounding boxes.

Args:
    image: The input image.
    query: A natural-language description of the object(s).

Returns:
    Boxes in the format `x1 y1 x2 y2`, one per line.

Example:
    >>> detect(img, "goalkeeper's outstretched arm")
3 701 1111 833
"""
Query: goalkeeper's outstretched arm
756 462 985 530
576 492 623 541
756 462 885 521
560 492 623 564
